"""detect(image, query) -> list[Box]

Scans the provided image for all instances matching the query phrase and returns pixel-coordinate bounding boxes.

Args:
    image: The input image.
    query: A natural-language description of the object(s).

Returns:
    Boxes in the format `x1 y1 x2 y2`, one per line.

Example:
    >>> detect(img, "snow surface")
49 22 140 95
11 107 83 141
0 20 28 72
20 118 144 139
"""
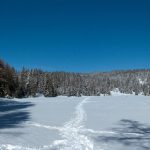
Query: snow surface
110 88 130 96
0 96 150 150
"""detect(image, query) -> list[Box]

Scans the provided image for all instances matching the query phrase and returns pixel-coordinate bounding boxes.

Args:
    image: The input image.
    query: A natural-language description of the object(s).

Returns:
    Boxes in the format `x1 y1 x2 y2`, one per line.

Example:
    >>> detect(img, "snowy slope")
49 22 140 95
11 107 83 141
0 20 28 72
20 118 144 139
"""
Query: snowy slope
0 96 150 150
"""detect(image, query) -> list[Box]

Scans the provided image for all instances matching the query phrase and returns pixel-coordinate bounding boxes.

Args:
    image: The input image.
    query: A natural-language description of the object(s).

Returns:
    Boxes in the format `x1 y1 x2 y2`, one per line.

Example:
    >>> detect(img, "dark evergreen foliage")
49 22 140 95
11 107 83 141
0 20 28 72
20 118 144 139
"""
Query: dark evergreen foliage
0 59 150 98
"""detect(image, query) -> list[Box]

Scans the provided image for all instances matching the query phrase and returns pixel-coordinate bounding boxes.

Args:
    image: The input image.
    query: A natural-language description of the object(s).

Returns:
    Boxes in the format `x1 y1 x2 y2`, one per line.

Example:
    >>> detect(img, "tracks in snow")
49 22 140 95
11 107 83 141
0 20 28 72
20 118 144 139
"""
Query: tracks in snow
42 97 94 150
30 97 94 150
0 97 103 150
1 97 148 150
55 97 94 150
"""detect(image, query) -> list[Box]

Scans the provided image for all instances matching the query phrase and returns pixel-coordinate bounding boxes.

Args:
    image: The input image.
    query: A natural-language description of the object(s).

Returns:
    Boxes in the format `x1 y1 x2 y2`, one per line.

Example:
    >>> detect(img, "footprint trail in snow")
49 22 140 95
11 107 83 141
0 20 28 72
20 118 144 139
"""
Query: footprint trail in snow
53 97 94 150
0 97 105 150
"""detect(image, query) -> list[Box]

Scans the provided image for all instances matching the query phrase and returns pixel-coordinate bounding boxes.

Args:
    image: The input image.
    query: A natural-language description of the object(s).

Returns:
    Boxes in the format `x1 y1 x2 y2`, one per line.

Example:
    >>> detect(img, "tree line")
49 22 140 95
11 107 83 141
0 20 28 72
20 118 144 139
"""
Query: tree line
0 59 150 98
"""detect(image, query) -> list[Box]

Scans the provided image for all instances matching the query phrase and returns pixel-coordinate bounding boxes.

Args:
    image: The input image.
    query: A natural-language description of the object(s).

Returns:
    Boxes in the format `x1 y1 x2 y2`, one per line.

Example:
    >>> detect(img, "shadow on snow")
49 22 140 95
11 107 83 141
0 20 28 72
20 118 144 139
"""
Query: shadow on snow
94 119 150 150
0 99 34 129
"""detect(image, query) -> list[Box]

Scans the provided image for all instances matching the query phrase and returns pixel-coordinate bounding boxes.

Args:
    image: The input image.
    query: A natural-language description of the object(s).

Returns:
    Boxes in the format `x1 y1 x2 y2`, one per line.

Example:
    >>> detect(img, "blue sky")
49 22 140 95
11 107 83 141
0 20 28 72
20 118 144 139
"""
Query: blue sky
0 0 150 72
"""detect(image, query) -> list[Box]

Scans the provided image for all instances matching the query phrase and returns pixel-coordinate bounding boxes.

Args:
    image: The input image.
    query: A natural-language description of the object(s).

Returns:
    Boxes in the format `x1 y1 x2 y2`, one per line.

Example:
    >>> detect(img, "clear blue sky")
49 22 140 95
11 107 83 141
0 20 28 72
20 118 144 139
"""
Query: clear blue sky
0 0 150 72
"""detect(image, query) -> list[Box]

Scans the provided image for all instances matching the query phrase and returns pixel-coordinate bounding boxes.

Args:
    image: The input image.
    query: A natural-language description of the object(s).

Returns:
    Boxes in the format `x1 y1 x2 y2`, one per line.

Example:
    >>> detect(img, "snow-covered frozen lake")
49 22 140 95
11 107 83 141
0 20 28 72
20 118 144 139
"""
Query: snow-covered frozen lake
0 96 150 150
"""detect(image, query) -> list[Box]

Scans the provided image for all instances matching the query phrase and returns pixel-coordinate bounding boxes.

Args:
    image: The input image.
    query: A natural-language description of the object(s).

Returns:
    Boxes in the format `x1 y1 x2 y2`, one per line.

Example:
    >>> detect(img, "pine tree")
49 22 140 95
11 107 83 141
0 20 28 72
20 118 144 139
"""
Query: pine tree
44 75 57 97
0 59 6 97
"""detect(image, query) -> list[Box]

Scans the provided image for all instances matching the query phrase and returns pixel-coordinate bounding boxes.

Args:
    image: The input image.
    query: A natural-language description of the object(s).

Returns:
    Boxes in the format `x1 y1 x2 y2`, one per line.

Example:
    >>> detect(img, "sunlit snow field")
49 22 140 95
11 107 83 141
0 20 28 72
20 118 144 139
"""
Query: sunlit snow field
0 95 150 150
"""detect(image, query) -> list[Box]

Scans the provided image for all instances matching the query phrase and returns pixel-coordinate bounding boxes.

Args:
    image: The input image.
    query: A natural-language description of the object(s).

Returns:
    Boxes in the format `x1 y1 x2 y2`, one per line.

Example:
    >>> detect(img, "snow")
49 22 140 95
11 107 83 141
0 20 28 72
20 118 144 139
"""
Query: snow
0 96 150 150
110 88 130 96
138 78 147 85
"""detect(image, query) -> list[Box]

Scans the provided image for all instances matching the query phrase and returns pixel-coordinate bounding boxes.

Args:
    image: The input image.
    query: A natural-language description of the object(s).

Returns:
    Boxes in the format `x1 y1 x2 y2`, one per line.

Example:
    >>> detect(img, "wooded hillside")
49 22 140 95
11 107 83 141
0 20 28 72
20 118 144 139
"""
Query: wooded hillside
0 59 150 98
